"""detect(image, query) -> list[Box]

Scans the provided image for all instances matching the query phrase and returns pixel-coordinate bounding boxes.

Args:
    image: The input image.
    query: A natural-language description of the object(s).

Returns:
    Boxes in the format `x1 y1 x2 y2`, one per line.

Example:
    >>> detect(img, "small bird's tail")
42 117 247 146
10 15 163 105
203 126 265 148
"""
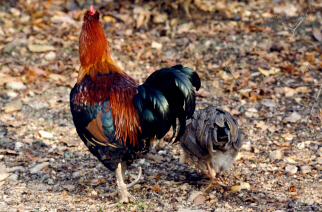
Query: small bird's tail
181 106 242 160
133 65 200 142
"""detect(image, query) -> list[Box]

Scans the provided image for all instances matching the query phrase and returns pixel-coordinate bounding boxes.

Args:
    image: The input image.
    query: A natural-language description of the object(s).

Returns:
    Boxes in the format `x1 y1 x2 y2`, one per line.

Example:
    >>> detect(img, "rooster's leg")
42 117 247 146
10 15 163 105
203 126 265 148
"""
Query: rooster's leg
203 162 226 193
115 162 135 203
105 165 142 199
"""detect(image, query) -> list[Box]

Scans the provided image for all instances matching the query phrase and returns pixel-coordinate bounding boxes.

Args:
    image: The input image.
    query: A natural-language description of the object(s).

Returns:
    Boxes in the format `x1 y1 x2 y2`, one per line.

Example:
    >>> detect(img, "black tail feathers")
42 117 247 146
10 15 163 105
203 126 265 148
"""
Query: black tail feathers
133 65 200 142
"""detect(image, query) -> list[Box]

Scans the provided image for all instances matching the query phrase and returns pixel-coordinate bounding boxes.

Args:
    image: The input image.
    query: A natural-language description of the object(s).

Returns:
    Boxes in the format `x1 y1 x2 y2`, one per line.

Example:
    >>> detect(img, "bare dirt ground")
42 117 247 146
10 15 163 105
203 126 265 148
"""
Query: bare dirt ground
0 0 322 211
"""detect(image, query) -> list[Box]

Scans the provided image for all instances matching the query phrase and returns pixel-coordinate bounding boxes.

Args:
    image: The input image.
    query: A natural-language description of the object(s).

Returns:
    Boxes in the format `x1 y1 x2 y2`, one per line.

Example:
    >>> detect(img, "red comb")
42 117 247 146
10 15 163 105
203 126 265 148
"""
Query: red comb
89 5 95 15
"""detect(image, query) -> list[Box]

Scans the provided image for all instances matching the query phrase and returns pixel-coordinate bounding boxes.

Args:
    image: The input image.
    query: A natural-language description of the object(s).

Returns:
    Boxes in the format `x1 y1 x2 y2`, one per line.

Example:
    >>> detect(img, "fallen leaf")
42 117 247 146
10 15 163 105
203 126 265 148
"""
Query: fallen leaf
231 182 250 192
283 112 302 123
0 73 14 86
240 182 251 189
255 121 269 131
28 44 55 52
193 194 206 206
312 29 322 42
289 186 297 192
0 163 10 181
195 89 214 98
230 185 242 192
0 149 19 155
258 67 281 77
4 99 23 113
261 100 277 108
151 41 162 50
194 0 217 12
149 184 163 192
281 133 294 141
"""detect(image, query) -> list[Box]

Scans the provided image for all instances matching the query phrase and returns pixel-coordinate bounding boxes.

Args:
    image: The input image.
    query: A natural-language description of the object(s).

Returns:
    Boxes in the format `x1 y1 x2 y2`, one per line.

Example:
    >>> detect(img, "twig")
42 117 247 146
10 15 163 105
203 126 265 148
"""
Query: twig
248 83 319 90
310 81 322 119
220 55 244 88
219 51 319 91
294 41 322 53
196 100 213 105
275 0 315 40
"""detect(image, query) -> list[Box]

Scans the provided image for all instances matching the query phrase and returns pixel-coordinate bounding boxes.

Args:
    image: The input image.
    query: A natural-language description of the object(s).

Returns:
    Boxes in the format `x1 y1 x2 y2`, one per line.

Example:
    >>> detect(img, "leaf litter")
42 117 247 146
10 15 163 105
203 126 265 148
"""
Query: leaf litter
0 0 322 211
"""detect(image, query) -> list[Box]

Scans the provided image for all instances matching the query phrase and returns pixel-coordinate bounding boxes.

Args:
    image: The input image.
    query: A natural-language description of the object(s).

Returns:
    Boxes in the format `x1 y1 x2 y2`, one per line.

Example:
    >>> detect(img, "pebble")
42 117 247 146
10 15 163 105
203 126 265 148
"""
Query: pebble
138 159 145 165
151 41 162 49
317 157 322 164
47 179 54 185
297 142 305 150
179 183 189 191
300 165 311 174
39 131 53 138
158 150 167 155
7 91 18 98
45 51 56 61
187 191 203 202
269 150 283 160
4 99 23 113
29 102 49 110
245 108 259 118
10 8 20 16
62 185 76 191
241 168 250 174
285 165 298 174
133 184 141 189
14 141 24 150
7 174 18 181
30 162 50 174
72 171 81 178
5 82 26 90
215 209 229 212
6 166 24 173
178 209 206 212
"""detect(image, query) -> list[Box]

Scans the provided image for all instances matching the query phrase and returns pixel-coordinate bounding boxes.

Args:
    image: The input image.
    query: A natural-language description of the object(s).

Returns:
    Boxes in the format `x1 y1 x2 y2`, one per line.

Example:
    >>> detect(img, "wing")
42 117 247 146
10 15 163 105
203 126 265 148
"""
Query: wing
70 73 142 171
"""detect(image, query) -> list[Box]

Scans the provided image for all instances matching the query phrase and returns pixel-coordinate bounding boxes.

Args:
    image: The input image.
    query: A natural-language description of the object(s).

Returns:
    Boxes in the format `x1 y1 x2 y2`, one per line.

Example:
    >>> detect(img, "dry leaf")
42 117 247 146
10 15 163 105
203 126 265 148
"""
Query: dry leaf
0 73 14 86
231 182 250 192
193 194 206 206
230 185 242 192
289 186 297 192
283 112 302 123
0 149 19 155
28 44 55 52
149 184 163 192
312 29 322 42
0 163 10 181
255 121 269 131
258 67 281 77
195 89 214 98
4 99 23 113
194 0 217 12
151 41 162 49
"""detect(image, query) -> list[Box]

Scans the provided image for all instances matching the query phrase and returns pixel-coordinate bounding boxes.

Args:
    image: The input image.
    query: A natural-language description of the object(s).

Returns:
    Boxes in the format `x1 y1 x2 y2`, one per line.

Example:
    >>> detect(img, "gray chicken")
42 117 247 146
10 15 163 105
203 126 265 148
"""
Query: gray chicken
180 106 242 189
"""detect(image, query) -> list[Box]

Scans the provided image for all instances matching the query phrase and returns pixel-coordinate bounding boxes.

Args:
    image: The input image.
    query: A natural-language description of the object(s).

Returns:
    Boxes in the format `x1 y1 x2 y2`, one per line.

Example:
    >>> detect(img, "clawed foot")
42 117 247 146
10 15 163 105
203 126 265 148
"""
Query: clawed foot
119 190 135 203
105 165 142 207
203 180 227 194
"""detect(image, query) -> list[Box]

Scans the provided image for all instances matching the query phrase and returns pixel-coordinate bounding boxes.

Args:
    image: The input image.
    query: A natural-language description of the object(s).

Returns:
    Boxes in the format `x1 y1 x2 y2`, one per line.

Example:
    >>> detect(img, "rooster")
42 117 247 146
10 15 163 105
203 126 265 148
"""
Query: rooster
70 6 200 203
180 106 242 191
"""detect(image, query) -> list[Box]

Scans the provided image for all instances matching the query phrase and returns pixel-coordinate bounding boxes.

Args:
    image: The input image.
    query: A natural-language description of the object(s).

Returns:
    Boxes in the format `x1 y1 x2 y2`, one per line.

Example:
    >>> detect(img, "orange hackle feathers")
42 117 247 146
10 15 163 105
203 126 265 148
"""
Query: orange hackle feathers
78 6 124 82
108 75 142 146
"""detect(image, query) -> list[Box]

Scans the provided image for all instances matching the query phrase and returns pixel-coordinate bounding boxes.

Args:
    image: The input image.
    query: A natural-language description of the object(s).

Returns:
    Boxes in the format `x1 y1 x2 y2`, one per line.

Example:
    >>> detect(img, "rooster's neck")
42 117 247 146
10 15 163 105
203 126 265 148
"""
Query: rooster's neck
78 19 124 82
